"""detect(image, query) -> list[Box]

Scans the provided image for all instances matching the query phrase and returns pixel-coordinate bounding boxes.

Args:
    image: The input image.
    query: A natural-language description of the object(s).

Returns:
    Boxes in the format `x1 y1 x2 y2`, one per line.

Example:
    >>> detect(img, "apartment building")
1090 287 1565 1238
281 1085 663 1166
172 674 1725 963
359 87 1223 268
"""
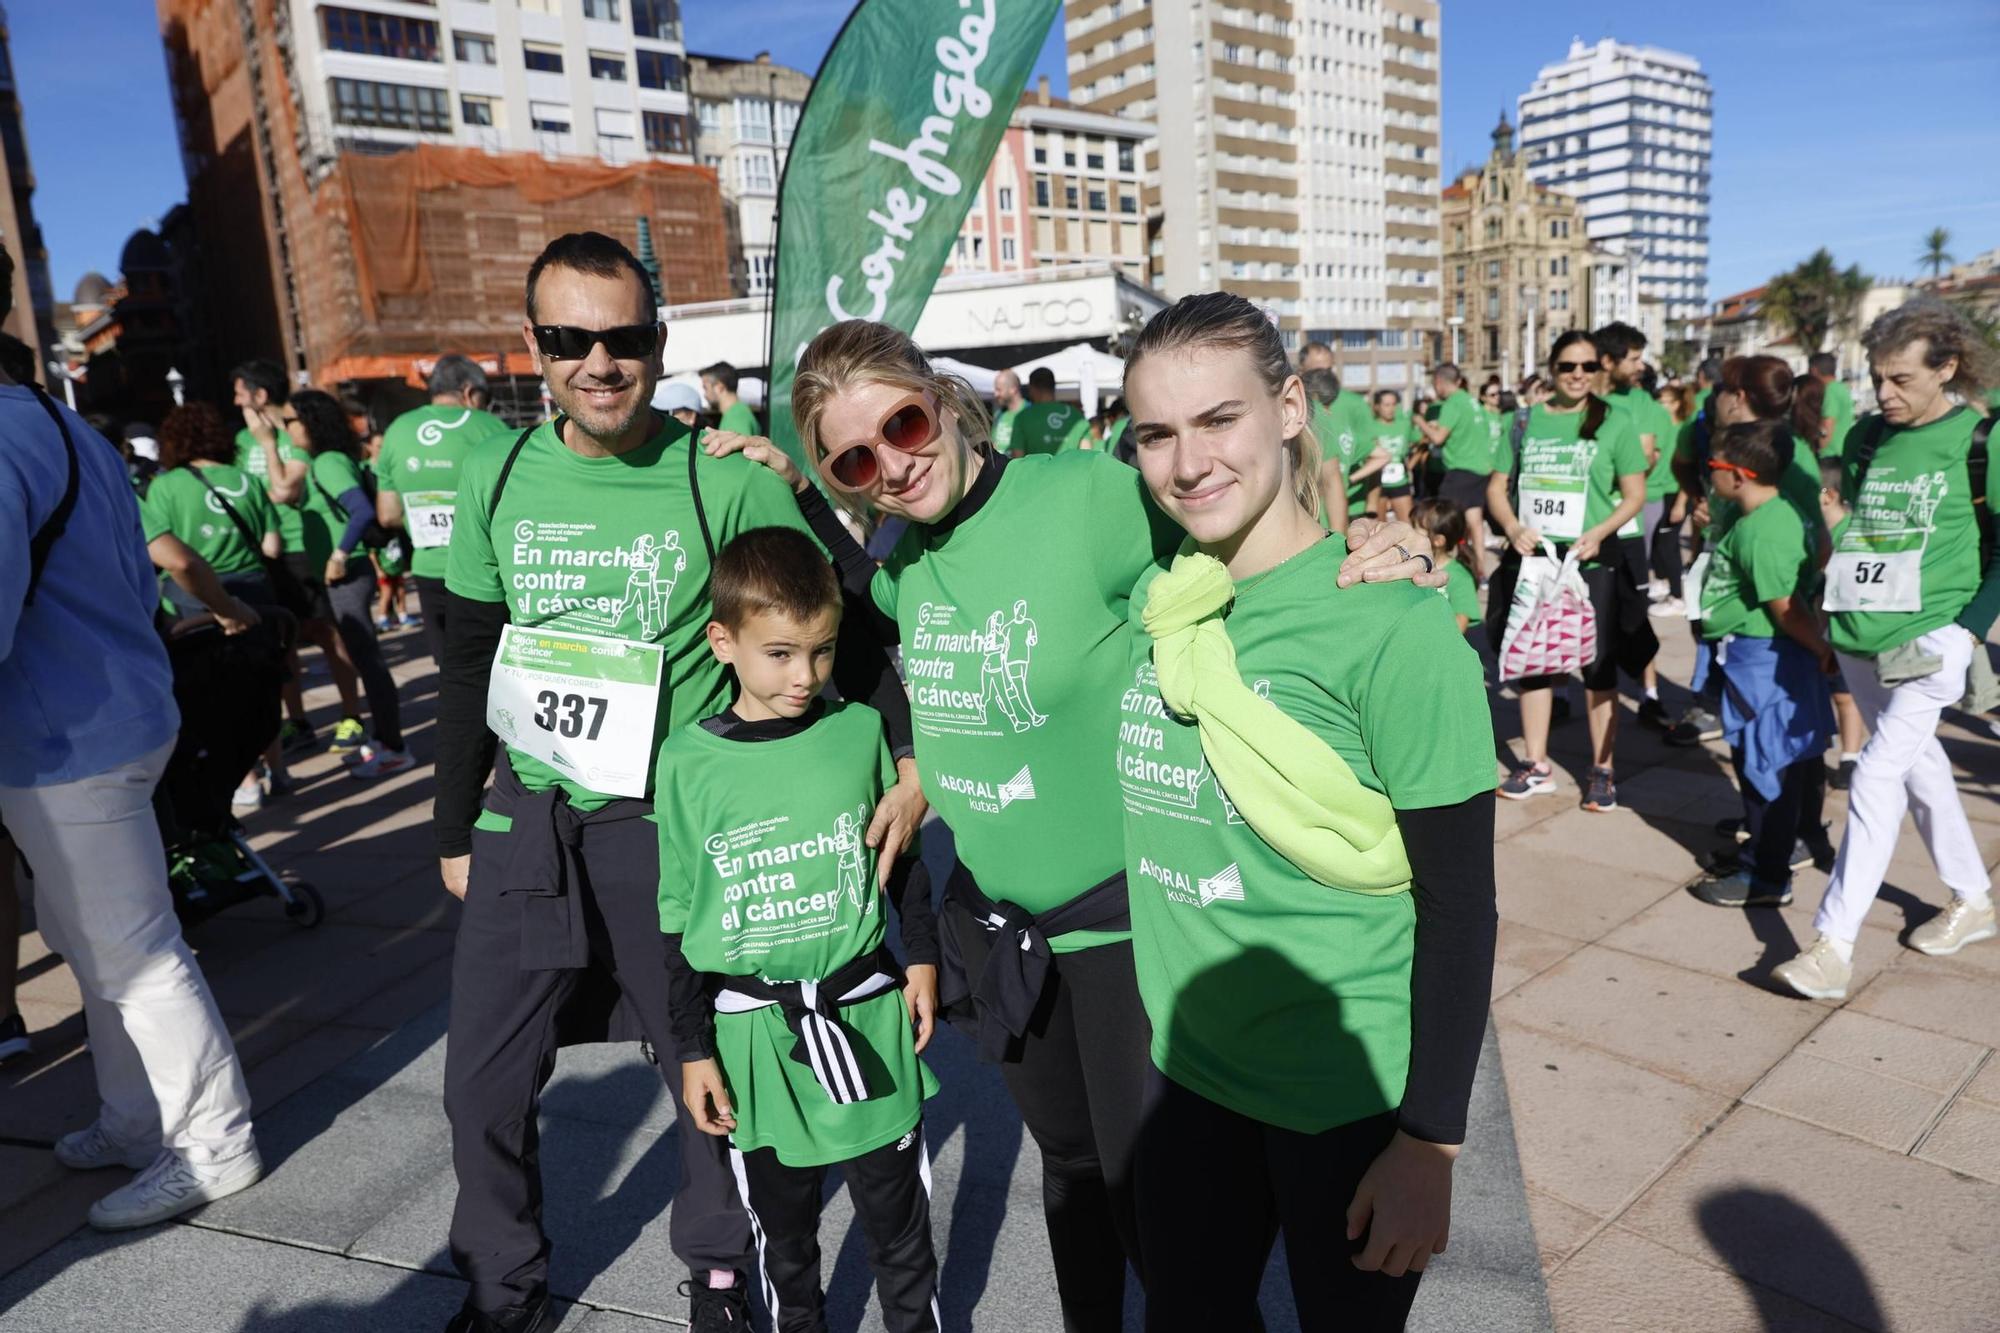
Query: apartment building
688 52 807 298
0 1 51 353
1517 37 1712 321
947 80 1154 287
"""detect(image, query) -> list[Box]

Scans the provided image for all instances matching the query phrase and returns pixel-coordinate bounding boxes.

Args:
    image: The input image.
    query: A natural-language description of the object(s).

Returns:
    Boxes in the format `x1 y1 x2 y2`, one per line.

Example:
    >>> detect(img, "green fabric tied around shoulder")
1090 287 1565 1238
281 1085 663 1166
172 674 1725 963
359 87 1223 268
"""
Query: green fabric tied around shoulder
1141 547 1412 895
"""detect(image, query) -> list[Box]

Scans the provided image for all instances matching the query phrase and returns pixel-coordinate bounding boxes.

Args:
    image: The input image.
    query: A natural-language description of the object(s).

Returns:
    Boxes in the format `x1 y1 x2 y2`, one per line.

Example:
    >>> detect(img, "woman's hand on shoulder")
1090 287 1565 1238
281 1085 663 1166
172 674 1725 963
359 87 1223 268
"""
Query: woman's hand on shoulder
1347 1129 1458 1277
1339 517 1450 589
703 429 809 494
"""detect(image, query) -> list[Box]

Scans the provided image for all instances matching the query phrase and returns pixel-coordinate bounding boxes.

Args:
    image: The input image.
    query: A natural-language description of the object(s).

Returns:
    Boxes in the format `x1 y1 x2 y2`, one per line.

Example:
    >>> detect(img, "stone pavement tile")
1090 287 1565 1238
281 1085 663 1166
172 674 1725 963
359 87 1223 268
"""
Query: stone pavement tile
1620 1107 2000 1333
12 947 80 1010
1505 808 1715 881
1848 966 2000 1049
1600 886 1901 996
239 1020 388 1121
1493 1025 1729 1218
0 1048 97 1143
1795 1010 1988 1094
1493 790 1568 841
335 948 457 1032
1962 1056 2000 1107
540 1042 675 1137
1901 931 2000 982
1491 921 1582 1000
1547 1227 1868 1333
1914 1098 2000 1185
0 1147 64 1216
1494 845 1679 943
1496 945 1823 1098
1523 1187 1598 1271
205 919 455 1028
1604 765 1741 821
0 1169 121 1292
336 875 463 933
1743 1051 1948 1153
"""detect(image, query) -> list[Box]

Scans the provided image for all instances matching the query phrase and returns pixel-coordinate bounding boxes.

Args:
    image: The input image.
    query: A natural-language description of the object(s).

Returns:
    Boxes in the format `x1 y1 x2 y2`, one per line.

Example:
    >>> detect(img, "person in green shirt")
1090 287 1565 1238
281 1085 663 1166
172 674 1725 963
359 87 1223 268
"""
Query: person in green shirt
1368 389 1417 524
1685 419 1838 910
989 367 1023 455
1778 297 2000 1002
1484 330 1654 812
706 315 1445 1333
701 359 760 436
1003 366 1092 456
661 527 941 1331
1120 292 1495 1327
435 232 925 1333
1593 323 1673 728
1412 497 1479 632
1416 364 1493 580
1302 368 1384 533
374 354 515 666
1811 352 1856 456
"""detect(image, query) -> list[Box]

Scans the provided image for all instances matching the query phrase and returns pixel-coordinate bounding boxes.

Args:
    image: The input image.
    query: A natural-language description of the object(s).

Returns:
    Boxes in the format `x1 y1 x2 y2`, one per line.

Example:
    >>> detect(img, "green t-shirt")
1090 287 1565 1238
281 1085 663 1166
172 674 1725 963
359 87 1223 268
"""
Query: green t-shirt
235 428 308 552
872 451 1181 949
1827 408 1996 656
1608 386 1677 500
299 449 369 568
1008 401 1090 456
447 416 816 814
990 405 1022 455
1117 538 1494 1133
717 401 759 436
1368 413 1413 467
1493 401 1647 552
139 464 281 576
1822 379 1856 458
1435 390 1490 475
655 702 936 1167
1312 393 1377 517
1441 557 1479 624
1701 497 1809 641
376 404 514 580
1102 415 1130 459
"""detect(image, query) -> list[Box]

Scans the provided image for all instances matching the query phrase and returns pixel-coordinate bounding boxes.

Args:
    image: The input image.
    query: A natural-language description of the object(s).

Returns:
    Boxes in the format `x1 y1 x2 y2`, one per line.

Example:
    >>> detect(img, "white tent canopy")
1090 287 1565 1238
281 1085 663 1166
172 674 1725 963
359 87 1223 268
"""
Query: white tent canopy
928 355 998 396
1011 342 1126 417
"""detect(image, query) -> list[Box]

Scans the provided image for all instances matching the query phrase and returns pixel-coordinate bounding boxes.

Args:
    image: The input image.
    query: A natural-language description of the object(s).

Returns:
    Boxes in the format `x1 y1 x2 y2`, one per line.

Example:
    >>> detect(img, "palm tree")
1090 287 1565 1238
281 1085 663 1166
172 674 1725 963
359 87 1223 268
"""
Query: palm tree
1763 249 1871 354
1917 227 1955 279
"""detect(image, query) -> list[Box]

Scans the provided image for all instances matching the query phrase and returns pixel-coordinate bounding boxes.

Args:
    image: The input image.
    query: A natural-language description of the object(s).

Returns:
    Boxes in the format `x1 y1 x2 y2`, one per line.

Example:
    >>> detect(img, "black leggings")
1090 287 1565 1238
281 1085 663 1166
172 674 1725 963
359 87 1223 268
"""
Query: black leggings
1136 1071 1422 1333
943 896 1150 1333
1651 498 1686 598
326 565 404 751
415 573 448 669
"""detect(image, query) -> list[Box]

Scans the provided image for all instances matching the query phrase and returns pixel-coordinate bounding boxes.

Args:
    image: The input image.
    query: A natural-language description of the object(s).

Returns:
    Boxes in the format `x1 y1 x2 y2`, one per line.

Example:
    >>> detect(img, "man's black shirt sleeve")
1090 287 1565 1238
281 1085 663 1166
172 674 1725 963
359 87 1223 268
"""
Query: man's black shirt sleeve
434 593 508 858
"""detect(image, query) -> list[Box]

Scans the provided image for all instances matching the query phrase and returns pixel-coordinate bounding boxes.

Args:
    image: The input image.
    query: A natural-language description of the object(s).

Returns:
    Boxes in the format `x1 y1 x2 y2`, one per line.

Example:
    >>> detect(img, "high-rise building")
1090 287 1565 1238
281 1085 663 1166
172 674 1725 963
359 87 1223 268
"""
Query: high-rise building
0 2 52 354
1065 0 1439 389
1516 37 1712 321
688 52 808 298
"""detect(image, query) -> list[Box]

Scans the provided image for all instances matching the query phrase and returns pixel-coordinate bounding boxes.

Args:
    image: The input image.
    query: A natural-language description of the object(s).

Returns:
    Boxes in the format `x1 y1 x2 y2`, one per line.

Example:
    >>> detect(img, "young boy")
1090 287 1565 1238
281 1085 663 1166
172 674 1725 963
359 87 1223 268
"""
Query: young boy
1688 420 1839 908
657 526 941 1333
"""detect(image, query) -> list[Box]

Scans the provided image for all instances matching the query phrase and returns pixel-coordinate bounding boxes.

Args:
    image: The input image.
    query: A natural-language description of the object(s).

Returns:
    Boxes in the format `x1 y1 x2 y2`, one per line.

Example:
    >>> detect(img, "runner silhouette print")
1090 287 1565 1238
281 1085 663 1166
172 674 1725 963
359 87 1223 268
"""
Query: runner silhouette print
623 532 687 638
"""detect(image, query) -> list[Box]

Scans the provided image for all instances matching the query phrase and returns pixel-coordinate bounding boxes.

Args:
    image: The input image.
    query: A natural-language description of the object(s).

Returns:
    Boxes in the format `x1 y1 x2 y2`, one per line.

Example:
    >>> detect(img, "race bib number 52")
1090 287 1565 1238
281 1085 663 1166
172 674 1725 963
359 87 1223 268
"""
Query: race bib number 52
487 625 663 797
1824 548 1922 613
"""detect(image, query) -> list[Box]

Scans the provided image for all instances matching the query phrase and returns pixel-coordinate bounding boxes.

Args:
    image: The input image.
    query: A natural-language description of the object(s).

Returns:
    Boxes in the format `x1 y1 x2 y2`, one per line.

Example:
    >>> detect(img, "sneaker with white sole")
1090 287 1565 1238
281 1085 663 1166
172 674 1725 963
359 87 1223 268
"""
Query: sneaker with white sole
1647 596 1686 618
87 1146 263 1231
348 747 415 780
231 781 263 814
1773 936 1853 1000
54 1121 159 1172
1908 898 1998 957
1498 760 1558 800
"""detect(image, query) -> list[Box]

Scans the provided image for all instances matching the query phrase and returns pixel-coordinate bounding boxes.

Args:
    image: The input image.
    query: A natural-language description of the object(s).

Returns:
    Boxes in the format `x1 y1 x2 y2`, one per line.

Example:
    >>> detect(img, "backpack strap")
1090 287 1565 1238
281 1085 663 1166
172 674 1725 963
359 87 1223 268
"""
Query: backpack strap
488 419 547 515
24 385 80 608
186 465 266 556
686 425 716 568
488 415 715 568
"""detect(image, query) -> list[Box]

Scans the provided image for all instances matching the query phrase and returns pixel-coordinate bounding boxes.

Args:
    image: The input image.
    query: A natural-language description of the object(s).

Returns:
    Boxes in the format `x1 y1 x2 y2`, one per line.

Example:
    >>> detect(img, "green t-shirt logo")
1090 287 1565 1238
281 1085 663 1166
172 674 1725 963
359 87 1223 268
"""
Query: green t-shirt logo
1135 855 1245 909
908 598 1048 733
507 520 688 633
704 804 875 956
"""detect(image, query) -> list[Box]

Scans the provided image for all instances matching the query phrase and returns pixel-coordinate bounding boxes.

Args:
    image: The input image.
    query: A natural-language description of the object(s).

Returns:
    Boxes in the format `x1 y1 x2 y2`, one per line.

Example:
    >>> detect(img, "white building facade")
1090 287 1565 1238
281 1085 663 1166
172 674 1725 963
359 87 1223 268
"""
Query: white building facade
289 0 695 171
1516 37 1711 321
688 53 807 298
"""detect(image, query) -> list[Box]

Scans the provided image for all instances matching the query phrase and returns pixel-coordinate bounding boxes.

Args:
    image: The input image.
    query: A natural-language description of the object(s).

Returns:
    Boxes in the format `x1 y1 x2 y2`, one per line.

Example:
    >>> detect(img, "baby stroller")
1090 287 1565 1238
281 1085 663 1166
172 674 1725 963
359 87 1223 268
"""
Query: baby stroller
155 612 324 928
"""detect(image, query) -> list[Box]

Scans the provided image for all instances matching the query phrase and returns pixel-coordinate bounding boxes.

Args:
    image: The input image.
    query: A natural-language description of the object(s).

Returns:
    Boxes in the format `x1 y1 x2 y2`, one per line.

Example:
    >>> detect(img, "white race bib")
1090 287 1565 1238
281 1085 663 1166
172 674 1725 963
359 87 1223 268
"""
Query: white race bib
405 489 457 550
1824 549 1923 613
1380 460 1408 487
486 624 664 797
1684 552 1710 621
1518 478 1585 542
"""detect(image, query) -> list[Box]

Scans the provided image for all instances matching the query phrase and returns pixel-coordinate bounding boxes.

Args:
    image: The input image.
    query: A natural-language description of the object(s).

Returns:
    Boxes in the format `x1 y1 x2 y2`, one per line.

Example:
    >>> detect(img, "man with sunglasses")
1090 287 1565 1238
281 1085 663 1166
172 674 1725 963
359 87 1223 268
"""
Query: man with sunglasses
431 231 924 1333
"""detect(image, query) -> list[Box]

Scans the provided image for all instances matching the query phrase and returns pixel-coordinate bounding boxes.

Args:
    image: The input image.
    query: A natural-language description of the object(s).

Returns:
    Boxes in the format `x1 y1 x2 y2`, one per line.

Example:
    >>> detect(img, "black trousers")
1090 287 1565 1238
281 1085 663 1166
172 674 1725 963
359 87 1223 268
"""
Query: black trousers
1734 750 1827 886
326 565 404 751
1136 1071 1422 1333
1651 499 1686 599
943 896 1150 1333
443 821 753 1312
733 1126 939 1333
415 573 448 668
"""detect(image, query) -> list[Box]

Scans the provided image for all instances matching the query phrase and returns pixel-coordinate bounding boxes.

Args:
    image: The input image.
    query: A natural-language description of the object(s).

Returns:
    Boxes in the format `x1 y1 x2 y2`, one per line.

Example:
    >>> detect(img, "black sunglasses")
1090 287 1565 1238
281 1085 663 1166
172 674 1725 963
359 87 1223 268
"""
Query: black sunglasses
1552 359 1595 375
531 322 661 361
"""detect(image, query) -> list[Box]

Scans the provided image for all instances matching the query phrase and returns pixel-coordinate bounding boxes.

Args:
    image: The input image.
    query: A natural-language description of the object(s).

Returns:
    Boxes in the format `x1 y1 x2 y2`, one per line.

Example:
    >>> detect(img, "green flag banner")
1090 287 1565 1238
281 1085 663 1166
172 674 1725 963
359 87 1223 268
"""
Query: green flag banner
766 0 1061 467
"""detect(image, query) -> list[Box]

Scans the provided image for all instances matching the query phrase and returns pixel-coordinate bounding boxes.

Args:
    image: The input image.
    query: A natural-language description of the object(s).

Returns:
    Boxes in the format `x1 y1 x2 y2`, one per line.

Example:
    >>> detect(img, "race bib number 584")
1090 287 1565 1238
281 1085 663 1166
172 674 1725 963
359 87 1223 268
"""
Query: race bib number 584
487 625 663 797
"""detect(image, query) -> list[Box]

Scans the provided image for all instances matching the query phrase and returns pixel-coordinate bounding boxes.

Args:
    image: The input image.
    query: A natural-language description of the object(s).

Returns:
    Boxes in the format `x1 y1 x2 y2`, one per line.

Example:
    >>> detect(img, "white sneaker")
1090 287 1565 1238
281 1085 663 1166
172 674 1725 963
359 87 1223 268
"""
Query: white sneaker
1908 898 1998 957
87 1145 263 1230
54 1121 159 1172
347 747 415 780
230 781 263 813
1773 936 1853 1000
1648 597 1686 618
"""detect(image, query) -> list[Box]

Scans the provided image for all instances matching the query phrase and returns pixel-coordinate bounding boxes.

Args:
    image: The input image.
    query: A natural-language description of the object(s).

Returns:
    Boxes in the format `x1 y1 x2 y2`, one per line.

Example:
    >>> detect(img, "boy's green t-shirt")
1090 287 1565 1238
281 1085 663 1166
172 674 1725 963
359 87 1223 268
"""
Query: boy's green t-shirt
1822 380 1856 457
1493 402 1647 549
655 702 936 1168
447 416 818 815
1701 497 1809 641
1117 539 1494 1133
376 404 514 580
139 464 281 576
717 401 759 436
1008 401 1089 456
1441 556 1479 623
1827 409 1996 656
299 450 370 569
234 428 309 552
1435 390 1490 474
872 451 1182 950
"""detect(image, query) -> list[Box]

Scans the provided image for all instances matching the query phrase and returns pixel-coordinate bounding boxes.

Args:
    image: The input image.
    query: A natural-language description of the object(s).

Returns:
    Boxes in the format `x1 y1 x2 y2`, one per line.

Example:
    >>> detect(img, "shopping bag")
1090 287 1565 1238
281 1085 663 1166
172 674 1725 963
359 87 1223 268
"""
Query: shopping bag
1499 540 1598 681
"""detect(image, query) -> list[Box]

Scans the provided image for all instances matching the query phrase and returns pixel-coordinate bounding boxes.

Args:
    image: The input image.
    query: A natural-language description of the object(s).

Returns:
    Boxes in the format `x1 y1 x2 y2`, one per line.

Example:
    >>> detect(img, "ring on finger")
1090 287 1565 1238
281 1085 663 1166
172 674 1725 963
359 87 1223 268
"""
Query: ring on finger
1392 543 1414 563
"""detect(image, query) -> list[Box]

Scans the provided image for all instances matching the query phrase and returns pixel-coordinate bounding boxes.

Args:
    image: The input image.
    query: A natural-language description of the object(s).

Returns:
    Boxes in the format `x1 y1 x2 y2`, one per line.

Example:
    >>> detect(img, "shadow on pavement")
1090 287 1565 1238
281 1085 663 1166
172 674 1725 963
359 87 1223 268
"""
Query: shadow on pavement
1696 1187 1886 1332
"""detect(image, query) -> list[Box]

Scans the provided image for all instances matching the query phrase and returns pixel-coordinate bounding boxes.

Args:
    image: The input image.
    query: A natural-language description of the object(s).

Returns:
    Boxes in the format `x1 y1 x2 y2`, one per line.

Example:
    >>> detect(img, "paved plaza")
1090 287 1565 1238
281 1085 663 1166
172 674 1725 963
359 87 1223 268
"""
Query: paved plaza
3 615 1998 1331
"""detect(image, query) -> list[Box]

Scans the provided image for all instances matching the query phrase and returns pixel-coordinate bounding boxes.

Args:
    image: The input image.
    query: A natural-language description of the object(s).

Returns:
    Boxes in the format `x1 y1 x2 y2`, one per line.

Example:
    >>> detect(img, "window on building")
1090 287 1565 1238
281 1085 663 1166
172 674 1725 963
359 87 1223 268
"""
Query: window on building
321 7 440 61
1035 179 1050 207
1485 290 1500 319
460 94 495 127
736 97 772 143
530 100 572 135
454 33 496 65
1118 140 1135 172
1065 184 1080 209
636 49 683 90
695 100 721 136
523 43 564 74
748 253 773 294
1064 151 1077 167
1453 263 1465 284
631 0 680 41
1119 194 1137 215
997 186 1014 210
775 100 801 144
582 0 621 19
589 52 626 81
1486 260 1501 280
1342 331 1370 349
1453 292 1465 317
1088 188 1107 211
740 150 776 193
972 236 985 264
1033 147 1047 165
644 110 693 155
1087 152 1105 170
1486 327 1500 361
1001 237 1017 262
331 77 451 131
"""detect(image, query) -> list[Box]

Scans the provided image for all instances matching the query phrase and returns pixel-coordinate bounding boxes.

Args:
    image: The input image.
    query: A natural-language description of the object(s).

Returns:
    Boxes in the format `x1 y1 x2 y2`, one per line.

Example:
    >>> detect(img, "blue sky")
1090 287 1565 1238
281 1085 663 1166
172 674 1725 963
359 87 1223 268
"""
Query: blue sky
17 0 1999 308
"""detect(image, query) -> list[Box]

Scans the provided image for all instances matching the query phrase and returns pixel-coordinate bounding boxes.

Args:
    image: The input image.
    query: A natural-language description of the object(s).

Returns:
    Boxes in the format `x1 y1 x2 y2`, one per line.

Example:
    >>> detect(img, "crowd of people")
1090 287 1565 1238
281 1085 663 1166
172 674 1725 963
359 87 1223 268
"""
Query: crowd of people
3 221 1997 1333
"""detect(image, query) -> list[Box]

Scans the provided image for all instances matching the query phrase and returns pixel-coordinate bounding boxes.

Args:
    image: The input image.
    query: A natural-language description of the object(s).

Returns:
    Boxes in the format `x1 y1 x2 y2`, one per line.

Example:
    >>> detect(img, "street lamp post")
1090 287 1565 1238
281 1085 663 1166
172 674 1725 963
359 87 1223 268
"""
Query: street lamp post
45 360 76 410
1446 316 1464 367
165 367 185 406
